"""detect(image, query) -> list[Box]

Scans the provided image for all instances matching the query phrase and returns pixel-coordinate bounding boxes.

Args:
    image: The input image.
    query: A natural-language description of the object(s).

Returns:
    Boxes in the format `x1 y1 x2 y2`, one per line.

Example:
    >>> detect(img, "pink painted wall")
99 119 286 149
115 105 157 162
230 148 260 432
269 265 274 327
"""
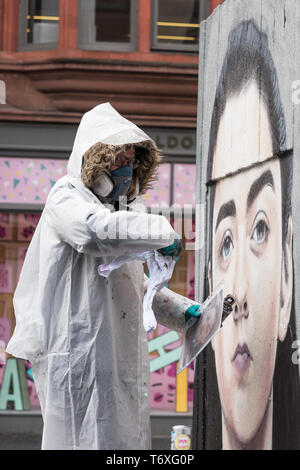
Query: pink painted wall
173 164 196 206
0 157 68 204
0 158 197 208
143 163 171 207
148 323 195 410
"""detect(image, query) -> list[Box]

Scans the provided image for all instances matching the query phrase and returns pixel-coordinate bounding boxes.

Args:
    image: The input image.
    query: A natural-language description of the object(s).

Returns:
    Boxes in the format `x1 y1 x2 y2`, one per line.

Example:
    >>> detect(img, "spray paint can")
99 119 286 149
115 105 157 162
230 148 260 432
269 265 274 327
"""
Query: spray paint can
171 425 191 450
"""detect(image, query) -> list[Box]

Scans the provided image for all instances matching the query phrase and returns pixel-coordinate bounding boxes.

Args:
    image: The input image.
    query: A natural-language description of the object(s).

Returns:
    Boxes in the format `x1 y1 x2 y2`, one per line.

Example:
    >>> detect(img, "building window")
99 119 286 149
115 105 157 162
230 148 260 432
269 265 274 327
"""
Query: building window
78 0 138 52
18 0 59 51
151 0 210 52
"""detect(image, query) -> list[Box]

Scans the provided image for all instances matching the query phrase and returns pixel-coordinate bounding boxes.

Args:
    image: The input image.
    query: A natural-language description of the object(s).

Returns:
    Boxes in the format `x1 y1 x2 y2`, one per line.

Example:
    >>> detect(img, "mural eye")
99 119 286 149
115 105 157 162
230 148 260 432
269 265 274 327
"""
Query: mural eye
220 232 233 260
252 219 269 244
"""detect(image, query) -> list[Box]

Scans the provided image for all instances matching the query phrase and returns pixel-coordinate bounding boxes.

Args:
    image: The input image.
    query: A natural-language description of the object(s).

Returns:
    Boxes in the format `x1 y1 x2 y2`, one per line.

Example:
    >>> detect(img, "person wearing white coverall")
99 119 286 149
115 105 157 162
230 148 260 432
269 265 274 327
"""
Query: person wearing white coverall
6 103 232 450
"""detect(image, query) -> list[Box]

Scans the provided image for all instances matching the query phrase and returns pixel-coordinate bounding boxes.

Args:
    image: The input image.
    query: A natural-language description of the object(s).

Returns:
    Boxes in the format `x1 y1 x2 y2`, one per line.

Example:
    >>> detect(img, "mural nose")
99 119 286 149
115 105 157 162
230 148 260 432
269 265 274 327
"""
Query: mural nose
233 298 249 321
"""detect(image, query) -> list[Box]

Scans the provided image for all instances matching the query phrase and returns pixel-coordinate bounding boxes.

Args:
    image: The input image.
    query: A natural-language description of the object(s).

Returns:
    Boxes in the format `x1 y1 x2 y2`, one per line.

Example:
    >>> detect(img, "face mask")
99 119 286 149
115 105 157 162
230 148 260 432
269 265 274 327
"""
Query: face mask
92 165 133 203
108 165 133 202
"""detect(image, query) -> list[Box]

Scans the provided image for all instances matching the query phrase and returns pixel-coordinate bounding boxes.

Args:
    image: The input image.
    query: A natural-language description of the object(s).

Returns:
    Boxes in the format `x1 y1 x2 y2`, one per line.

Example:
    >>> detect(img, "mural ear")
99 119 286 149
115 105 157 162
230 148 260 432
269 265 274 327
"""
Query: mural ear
279 216 293 342
208 261 216 351
208 261 212 296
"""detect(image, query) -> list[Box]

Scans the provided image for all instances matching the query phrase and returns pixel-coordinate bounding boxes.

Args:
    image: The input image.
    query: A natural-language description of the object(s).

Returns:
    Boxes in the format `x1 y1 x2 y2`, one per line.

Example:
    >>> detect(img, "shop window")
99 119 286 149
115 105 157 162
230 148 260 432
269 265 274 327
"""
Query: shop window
148 216 196 412
0 212 41 409
18 0 59 51
78 0 138 52
151 0 210 52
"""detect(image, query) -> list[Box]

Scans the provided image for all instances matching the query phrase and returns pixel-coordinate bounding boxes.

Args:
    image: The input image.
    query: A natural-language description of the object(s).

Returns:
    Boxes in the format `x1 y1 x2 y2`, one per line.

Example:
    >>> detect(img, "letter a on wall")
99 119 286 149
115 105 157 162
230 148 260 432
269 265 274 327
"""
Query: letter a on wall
0 358 30 410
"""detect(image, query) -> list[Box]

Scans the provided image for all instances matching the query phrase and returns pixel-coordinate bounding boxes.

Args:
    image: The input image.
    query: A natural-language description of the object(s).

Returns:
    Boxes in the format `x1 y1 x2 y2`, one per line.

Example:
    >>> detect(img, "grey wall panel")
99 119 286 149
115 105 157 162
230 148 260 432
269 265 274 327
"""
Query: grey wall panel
194 0 300 450
293 0 300 346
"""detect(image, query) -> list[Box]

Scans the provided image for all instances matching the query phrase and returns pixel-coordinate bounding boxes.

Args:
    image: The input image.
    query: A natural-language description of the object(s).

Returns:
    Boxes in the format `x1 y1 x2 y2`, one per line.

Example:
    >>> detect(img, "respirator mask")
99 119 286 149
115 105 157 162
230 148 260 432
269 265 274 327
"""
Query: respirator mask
92 165 135 204
83 145 146 205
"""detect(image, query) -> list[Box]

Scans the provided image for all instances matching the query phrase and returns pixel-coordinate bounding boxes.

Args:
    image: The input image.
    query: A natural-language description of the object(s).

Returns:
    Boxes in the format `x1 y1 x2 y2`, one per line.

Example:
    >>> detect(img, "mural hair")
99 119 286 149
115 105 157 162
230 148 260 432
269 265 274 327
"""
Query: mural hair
207 19 292 248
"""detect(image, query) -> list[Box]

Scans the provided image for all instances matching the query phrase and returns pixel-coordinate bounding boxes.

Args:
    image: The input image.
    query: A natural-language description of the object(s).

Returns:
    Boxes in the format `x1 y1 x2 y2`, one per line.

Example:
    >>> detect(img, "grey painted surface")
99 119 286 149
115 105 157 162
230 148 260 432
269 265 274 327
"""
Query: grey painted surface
0 411 192 450
0 122 196 160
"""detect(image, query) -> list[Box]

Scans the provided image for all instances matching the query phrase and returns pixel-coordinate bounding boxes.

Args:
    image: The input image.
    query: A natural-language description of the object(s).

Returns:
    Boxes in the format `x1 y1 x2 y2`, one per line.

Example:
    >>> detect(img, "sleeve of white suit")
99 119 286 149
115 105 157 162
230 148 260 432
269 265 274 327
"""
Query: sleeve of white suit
146 274 200 334
46 185 175 257
98 251 176 333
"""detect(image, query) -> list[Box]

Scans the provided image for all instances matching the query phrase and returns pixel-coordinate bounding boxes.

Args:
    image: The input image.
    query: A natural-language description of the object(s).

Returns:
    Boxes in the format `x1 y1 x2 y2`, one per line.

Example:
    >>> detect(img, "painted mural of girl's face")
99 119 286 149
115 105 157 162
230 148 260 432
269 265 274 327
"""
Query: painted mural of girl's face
209 80 293 449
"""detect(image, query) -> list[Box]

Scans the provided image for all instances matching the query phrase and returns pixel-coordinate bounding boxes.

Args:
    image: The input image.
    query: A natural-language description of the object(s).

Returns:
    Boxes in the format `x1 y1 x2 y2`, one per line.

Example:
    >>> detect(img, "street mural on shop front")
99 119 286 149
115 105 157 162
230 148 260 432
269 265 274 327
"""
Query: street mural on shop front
194 1 300 450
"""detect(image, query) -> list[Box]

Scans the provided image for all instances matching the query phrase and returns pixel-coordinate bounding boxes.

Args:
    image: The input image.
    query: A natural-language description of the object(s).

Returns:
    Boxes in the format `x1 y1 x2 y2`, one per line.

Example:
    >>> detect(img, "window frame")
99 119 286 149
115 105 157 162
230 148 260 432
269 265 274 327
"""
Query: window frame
151 0 209 52
77 0 138 52
18 0 59 51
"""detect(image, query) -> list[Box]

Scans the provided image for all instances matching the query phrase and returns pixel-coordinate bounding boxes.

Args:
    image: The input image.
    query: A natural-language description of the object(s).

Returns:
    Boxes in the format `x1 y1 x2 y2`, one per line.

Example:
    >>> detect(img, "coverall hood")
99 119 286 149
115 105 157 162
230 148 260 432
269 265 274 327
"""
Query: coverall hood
68 102 161 196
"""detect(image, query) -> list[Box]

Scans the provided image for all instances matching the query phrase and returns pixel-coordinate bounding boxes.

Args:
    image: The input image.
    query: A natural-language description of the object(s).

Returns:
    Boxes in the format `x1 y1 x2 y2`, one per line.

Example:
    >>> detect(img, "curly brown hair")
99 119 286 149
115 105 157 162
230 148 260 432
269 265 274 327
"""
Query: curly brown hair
81 140 162 195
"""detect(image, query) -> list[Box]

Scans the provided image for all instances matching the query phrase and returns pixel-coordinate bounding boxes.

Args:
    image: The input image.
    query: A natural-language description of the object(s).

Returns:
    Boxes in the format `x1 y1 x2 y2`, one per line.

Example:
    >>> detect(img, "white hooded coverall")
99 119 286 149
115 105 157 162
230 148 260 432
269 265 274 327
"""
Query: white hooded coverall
6 103 198 450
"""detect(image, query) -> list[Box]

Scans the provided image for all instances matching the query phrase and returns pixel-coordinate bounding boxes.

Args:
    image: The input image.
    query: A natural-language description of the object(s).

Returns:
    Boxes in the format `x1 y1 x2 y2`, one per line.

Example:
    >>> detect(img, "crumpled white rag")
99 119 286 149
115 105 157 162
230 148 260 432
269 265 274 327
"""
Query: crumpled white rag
98 251 176 333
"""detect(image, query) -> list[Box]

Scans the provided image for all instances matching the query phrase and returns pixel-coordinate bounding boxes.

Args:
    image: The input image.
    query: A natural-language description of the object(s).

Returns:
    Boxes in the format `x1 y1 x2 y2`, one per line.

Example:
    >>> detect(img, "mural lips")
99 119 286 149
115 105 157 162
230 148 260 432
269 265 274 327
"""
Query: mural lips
231 343 253 375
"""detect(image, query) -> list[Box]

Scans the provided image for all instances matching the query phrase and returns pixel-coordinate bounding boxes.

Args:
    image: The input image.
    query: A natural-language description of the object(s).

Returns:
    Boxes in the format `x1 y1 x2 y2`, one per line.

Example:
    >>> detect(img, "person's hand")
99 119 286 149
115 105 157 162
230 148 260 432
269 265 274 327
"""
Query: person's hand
221 295 235 325
158 233 183 261
185 304 204 324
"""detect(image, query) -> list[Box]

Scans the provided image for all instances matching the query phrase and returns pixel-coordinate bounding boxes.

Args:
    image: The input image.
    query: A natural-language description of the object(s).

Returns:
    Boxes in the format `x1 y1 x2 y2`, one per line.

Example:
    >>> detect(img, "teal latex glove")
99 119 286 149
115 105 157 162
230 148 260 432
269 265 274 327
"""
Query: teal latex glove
158 233 183 261
185 304 204 324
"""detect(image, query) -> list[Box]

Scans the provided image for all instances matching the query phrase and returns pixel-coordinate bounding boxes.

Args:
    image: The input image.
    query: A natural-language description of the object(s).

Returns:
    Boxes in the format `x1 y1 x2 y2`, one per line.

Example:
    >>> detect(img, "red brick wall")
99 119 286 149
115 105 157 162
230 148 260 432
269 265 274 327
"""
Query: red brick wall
210 0 223 13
